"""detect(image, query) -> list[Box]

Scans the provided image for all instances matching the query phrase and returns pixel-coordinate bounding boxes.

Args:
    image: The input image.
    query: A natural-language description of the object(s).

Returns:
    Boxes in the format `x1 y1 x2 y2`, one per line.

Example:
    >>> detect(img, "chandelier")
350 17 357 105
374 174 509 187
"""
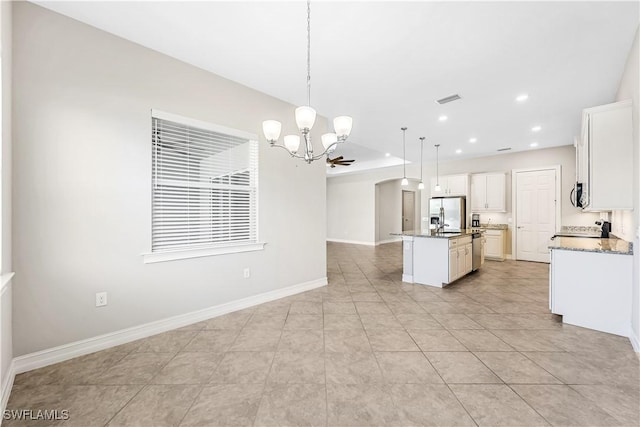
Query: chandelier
262 0 353 163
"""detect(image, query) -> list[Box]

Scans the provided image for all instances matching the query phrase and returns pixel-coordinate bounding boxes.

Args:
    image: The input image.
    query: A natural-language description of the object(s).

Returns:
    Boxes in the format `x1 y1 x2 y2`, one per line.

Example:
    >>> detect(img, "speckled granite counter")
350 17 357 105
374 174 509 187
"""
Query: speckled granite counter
549 236 632 255
479 223 508 230
391 229 482 240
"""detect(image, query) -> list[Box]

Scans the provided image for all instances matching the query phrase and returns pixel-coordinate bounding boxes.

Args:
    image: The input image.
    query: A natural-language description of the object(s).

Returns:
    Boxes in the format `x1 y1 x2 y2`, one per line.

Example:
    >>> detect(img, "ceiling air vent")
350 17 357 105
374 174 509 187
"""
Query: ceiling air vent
435 94 461 105
497 147 512 152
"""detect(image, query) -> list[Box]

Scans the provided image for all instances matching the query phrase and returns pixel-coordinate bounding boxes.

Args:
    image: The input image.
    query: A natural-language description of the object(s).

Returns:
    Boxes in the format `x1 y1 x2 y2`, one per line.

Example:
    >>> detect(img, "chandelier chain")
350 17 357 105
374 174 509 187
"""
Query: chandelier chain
306 0 311 106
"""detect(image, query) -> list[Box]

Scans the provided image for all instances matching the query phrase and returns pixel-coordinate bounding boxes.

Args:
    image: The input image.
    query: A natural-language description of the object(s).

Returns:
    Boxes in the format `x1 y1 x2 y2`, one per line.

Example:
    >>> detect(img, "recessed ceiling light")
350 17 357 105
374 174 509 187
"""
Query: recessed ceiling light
385 152 390 157
530 142 539 148
531 125 542 132
516 94 529 102
469 138 477 143
455 149 462 154
438 115 448 122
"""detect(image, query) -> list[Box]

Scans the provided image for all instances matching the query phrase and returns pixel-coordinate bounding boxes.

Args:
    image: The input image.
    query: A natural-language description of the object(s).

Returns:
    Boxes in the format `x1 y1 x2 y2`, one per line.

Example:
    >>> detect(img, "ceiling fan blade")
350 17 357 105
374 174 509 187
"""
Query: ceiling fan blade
337 159 355 163
332 156 344 162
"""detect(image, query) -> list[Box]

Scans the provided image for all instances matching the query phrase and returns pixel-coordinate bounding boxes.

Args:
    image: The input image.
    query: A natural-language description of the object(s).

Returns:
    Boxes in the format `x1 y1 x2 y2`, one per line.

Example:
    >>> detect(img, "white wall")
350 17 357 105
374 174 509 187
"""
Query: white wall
327 173 376 244
611 26 639 350
0 0 12 403
376 180 399 242
12 3 327 356
328 145 601 251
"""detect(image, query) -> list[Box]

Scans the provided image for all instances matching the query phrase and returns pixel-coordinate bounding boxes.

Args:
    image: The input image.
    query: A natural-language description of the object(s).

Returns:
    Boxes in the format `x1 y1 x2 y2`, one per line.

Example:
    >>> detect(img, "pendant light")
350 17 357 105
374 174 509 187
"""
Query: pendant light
434 144 441 192
401 127 408 186
418 137 425 190
262 0 353 163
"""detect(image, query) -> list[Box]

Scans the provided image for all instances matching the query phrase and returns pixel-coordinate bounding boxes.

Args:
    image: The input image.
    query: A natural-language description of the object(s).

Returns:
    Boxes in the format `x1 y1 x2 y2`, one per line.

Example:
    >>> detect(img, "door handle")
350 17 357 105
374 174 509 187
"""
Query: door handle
517 226 523 229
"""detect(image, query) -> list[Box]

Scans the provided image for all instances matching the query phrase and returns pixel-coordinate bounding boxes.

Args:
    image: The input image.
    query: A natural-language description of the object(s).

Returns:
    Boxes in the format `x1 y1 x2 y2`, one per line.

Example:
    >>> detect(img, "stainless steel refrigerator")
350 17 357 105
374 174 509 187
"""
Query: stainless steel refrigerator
429 197 466 231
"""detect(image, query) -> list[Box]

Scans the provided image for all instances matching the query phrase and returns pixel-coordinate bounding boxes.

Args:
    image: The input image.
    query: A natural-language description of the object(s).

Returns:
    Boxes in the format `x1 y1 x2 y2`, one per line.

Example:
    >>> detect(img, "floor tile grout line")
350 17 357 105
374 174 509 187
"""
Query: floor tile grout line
518 349 572 385
101 383 150 427
505 382 554 427
174 384 206 427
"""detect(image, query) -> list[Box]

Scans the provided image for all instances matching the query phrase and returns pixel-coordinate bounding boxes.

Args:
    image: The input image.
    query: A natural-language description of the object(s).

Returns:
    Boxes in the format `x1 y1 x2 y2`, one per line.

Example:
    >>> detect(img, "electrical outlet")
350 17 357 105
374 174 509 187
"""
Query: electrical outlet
95 292 107 307
243 268 251 279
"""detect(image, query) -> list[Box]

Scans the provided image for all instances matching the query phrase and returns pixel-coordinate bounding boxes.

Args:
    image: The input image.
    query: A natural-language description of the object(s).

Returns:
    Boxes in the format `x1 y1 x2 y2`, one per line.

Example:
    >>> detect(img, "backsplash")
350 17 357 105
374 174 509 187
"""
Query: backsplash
561 225 601 234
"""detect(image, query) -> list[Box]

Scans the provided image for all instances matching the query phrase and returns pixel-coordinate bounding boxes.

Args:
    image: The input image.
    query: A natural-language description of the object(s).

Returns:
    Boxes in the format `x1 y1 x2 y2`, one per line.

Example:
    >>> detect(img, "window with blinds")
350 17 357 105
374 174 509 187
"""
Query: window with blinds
151 112 258 254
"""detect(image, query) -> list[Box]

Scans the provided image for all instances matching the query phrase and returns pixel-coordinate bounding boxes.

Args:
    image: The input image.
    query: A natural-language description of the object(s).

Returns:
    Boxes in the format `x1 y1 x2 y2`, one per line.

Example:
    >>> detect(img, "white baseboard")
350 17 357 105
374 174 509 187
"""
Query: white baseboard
1 360 15 415
12 277 327 375
402 274 414 283
326 238 375 246
376 238 401 246
630 328 640 353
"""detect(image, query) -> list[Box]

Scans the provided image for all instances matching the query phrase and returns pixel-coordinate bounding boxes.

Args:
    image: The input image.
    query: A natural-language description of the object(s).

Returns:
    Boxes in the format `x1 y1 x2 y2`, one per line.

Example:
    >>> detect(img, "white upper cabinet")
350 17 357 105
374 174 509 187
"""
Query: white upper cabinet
579 100 633 211
430 174 469 197
470 173 506 212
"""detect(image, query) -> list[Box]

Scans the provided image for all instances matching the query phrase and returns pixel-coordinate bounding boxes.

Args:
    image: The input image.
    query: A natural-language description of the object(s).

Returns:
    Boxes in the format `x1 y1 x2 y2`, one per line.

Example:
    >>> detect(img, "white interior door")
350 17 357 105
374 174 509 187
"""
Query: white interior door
402 191 415 231
516 169 557 262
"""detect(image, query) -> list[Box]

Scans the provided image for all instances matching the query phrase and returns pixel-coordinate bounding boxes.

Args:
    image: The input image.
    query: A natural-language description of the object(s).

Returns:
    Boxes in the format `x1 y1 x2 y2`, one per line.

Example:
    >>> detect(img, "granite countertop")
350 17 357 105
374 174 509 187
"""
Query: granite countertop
391 229 483 240
479 223 508 230
549 236 633 255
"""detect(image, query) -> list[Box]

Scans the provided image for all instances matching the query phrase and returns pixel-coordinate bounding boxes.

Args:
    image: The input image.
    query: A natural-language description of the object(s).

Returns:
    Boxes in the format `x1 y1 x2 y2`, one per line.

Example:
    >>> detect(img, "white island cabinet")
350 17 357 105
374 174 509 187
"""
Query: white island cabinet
549 237 632 337
398 232 476 288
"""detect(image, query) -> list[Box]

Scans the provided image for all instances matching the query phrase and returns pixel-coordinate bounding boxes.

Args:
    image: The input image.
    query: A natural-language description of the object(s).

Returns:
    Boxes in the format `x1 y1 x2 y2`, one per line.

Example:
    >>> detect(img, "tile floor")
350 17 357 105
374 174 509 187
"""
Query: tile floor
6 242 639 426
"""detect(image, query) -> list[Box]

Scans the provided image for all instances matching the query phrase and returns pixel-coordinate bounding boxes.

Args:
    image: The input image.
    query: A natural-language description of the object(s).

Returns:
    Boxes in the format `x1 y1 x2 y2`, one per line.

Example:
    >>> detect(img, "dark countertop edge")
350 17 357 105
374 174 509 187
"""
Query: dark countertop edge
391 230 483 240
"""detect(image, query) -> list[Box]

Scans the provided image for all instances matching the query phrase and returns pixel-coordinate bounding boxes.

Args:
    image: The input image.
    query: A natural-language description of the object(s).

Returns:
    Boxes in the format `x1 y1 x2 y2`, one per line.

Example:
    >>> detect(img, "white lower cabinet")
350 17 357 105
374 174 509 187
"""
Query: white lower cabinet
550 248 632 336
465 243 473 273
484 229 505 260
448 248 458 282
457 247 466 278
448 237 473 283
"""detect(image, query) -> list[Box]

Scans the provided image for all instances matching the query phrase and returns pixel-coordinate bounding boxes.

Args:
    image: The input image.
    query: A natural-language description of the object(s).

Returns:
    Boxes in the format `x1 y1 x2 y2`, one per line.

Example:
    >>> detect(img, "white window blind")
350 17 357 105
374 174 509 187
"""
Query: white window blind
151 112 258 253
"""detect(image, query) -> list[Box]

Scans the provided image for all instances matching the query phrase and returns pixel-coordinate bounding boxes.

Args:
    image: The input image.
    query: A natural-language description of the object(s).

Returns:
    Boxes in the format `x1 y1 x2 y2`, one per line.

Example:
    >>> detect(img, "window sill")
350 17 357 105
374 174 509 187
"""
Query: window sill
143 242 266 264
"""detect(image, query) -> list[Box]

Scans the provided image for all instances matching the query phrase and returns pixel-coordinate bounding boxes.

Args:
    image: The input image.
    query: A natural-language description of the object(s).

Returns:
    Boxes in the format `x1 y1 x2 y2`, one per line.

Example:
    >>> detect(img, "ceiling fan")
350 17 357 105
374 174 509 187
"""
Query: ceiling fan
326 156 355 168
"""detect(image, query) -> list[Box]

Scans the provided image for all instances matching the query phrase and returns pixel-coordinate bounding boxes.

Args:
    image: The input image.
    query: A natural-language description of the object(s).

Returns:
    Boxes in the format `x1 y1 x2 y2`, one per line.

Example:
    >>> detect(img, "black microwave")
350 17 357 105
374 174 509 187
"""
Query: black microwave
570 182 584 208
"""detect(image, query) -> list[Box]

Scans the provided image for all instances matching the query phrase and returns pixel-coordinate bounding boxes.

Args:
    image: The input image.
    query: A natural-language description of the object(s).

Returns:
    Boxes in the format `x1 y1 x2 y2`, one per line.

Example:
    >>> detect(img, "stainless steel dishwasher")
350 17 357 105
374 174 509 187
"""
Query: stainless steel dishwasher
472 232 484 271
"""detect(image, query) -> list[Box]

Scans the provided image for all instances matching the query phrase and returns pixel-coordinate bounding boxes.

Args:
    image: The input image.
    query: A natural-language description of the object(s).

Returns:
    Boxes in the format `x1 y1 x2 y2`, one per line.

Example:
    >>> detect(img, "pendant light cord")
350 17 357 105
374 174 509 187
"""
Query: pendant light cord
306 0 311 107
419 137 425 182
435 144 440 185
401 127 407 178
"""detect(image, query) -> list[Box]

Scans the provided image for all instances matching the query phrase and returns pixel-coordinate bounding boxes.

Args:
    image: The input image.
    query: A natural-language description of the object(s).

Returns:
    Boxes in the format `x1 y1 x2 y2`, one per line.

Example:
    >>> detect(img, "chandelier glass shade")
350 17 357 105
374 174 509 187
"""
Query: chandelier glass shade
262 0 352 163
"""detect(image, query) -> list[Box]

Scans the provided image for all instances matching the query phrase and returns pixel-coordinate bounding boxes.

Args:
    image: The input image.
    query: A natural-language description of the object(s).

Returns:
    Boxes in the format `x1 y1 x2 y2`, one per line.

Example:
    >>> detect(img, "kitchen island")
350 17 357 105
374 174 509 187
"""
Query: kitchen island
392 230 484 288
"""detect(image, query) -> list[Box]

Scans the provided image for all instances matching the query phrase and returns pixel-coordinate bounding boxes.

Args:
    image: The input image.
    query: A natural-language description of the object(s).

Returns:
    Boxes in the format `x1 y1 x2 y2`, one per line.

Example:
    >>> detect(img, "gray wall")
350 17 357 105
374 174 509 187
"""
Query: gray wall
12 2 327 356
375 179 421 244
1 0 12 392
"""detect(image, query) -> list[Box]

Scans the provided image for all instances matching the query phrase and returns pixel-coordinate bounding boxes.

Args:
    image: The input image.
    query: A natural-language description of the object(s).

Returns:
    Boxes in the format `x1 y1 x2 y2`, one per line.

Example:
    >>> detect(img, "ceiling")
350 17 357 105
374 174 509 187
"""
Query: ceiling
36 1 639 171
